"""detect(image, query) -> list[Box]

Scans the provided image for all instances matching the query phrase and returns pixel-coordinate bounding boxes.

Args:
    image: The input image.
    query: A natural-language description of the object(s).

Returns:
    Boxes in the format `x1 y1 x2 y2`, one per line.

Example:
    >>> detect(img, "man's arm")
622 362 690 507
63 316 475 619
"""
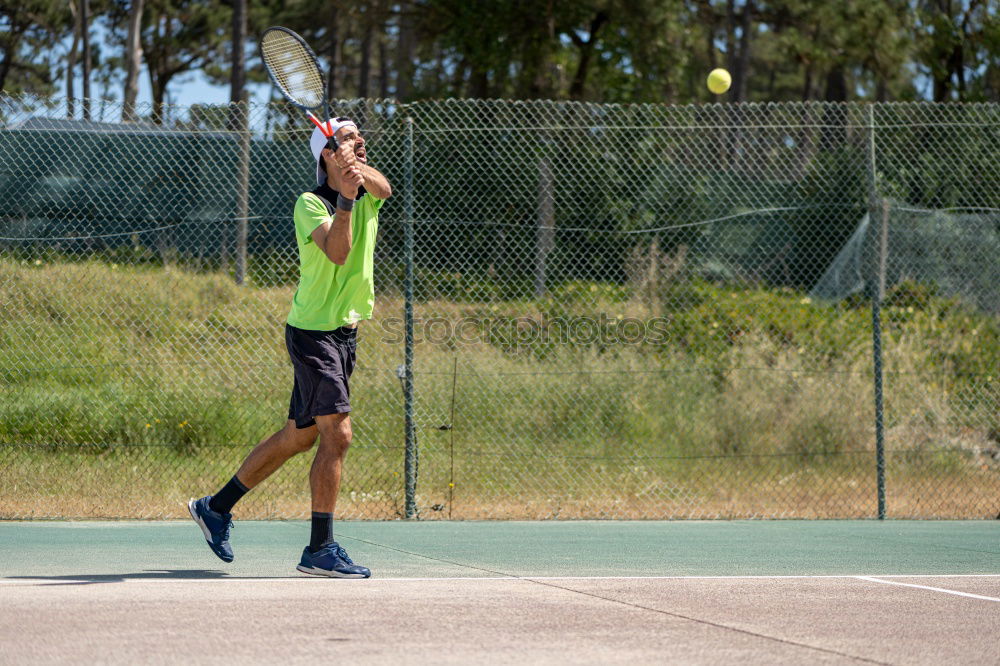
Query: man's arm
311 208 353 266
311 166 365 266
359 164 391 200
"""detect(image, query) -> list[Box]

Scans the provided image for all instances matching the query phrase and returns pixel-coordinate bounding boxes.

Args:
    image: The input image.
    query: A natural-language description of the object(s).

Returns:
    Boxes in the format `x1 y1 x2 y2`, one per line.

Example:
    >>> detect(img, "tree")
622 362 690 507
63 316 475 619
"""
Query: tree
359 1 374 98
81 0 92 118
567 8 609 100
586 0 693 103
728 0 753 103
916 0 998 101
763 0 913 102
66 0 81 115
396 1 418 100
139 0 229 122
229 0 246 108
326 3 340 101
5 0 998 108
0 1 72 96
122 0 144 121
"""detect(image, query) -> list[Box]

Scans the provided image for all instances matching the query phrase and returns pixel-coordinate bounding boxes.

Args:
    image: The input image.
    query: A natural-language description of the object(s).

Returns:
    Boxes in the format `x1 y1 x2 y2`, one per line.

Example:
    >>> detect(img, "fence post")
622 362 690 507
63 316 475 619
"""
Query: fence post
403 116 418 519
233 102 250 286
534 153 554 298
867 104 887 520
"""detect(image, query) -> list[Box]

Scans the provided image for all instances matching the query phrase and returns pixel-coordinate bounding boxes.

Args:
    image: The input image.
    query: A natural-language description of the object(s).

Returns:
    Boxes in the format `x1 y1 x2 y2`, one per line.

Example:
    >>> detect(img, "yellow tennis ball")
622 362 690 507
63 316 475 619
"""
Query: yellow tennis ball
707 68 731 95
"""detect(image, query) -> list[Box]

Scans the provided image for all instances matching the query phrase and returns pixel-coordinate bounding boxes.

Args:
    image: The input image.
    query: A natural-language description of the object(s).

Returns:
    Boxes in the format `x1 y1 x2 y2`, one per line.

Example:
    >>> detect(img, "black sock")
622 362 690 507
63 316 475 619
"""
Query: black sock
309 512 334 552
208 475 249 515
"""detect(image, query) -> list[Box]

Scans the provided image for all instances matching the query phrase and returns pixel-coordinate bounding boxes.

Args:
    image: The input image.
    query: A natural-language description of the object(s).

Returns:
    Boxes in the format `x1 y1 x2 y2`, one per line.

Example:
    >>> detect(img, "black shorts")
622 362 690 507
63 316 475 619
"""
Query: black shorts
286 324 357 429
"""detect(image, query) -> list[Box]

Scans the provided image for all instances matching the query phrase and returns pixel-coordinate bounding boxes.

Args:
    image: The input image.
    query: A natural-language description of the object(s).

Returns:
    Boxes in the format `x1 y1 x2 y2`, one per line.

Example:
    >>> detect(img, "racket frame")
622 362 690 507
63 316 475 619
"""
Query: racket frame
259 26 338 150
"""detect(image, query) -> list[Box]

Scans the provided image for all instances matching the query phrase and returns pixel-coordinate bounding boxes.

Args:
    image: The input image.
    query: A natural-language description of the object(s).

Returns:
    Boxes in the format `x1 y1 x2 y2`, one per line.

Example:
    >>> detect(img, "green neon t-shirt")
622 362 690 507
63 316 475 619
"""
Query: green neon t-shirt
286 186 383 331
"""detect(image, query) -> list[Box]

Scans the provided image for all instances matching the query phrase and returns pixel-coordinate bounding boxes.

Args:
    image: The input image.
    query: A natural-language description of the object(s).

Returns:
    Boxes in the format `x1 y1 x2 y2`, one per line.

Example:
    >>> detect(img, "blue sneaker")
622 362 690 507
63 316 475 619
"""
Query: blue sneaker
187 496 234 563
297 543 371 578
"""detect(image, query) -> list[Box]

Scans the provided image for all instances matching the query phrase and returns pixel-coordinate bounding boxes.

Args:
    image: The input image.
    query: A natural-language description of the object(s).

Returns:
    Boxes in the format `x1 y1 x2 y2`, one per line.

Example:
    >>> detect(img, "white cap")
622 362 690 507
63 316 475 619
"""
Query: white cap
310 118 358 186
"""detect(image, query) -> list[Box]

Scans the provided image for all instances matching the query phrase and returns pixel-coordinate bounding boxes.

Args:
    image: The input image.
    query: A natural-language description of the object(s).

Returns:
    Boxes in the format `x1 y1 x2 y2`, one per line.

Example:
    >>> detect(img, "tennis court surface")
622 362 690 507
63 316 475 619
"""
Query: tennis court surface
2 520 997 664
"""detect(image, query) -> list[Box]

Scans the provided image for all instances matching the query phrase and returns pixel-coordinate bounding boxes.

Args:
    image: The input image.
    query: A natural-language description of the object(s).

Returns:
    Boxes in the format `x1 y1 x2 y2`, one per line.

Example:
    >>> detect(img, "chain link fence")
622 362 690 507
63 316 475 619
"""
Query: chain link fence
1 94 997 520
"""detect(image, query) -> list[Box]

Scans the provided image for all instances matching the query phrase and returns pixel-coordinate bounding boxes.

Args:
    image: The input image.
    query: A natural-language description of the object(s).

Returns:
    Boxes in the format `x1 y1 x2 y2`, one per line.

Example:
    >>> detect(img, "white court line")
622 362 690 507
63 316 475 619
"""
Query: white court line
857 576 1000 602
1 573 999 585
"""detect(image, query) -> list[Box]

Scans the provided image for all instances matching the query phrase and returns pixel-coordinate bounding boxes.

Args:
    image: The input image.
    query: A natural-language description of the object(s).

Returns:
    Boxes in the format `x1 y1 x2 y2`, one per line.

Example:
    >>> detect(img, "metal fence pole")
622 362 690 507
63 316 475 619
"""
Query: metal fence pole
233 102 250 286
867 104 887 520
403 116 417 519
534 155 554 298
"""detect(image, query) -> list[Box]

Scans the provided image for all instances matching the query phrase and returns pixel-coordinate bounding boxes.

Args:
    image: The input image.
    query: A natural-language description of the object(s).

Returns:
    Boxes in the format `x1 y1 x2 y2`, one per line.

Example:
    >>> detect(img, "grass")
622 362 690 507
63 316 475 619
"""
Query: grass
1 258 998 519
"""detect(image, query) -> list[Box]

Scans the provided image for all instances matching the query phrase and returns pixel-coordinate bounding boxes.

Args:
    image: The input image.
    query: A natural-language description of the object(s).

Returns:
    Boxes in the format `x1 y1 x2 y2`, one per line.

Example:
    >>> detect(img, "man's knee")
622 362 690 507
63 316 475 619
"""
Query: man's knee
316 414 352 452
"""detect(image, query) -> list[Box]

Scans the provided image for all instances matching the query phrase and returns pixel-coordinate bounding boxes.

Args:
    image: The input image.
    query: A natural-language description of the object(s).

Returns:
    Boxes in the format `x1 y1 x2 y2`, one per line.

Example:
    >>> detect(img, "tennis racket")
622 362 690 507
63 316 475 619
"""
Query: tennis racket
259 26 338 149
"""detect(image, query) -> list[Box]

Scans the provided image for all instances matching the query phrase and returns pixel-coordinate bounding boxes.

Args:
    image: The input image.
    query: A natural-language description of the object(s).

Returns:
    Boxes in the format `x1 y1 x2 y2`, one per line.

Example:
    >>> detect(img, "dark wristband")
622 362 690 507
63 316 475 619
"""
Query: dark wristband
336 194 355 212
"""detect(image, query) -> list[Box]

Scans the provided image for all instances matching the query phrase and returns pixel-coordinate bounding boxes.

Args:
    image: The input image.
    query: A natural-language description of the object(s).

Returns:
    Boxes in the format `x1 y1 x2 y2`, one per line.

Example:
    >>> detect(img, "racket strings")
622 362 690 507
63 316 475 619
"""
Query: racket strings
261 32 325 108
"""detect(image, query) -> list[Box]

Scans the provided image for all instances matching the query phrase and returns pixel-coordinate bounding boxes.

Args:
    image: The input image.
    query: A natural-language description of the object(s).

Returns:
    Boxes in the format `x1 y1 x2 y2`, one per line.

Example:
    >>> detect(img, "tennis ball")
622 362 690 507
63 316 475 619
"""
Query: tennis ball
707 68 731 95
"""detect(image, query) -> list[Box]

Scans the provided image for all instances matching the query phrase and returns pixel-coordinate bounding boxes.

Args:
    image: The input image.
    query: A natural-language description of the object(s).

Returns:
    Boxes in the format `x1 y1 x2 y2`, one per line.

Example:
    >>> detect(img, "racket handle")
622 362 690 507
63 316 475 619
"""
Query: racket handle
307 112 339 149
324 117 339 149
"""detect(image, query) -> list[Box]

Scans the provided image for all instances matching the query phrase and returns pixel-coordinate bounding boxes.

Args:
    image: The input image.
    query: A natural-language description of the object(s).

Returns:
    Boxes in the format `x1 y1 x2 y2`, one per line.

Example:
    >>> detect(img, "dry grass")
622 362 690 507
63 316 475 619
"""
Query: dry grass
3 443 997 520
2 260 998 520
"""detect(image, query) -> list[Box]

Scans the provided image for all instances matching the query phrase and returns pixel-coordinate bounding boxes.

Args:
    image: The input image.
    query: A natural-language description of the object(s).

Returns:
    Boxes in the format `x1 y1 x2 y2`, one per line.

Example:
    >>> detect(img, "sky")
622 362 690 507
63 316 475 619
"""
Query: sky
63 22 272 116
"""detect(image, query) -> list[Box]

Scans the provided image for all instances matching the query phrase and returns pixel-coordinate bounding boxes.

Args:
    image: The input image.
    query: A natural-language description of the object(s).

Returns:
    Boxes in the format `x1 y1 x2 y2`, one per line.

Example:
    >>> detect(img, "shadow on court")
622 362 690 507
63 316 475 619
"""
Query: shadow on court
5 569 244 585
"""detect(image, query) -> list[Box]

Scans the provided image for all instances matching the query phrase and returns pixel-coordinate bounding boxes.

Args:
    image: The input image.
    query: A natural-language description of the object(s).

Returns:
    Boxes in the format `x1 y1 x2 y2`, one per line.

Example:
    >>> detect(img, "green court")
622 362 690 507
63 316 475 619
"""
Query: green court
2 520 998 663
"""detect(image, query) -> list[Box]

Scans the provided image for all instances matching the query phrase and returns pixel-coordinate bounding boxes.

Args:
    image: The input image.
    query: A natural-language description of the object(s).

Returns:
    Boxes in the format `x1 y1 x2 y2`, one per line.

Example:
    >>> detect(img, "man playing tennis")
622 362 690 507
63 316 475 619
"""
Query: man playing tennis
188 118 391 578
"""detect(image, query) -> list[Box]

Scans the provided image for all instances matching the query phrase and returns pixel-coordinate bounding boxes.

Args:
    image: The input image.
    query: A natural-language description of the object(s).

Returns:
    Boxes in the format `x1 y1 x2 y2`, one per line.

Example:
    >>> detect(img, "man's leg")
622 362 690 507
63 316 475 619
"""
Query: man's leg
235 419 319 490
306 413 351 553
310 413 352 515
296 413 370 578
190 420 317 562
208 420 318 515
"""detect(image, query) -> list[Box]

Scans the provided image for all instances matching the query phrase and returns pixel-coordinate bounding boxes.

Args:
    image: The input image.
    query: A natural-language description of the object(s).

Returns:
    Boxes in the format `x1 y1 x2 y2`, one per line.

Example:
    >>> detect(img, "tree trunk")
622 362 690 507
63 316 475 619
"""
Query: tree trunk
0 43 13 93
468 68 489 98
525 0 556 98
875 77 887 102
123 0 144 122
933 73 950 101
824 64 847 102
229 0 246 107
451 58 468 96
725 0 737 74
568 11 608 100
378 27 389 98
152 78 167 123
378 38 389 99
147 12 170 123
395 1 416 100
820 65 847 151
67 0 80 118
359 7 373 98
700 0 718 70
374 0 389 98
327 5 339 101
950 42 965 99
931 0 959 101
81 0 91 120
732 0 752 103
